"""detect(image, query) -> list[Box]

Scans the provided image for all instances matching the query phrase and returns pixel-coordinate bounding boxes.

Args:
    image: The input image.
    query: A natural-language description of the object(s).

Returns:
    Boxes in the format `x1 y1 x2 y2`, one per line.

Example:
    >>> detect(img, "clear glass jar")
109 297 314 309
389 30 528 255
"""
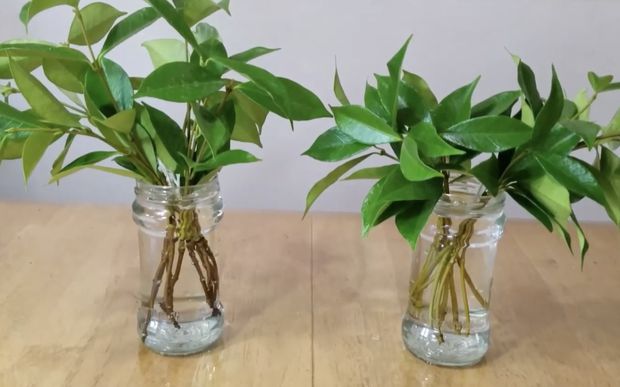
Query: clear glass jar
132 178 225 356
401 180 506 366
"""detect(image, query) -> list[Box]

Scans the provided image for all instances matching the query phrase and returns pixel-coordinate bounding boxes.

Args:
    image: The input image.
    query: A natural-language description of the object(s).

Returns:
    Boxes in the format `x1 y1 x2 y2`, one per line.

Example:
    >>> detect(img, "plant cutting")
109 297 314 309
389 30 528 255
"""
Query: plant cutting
0 0 329 356
304 37 620 366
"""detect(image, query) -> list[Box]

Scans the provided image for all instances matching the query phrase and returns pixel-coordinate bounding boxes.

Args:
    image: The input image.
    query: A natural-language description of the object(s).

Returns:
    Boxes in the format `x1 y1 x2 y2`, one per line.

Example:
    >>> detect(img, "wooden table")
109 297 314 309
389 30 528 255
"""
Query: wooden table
0 202 619 386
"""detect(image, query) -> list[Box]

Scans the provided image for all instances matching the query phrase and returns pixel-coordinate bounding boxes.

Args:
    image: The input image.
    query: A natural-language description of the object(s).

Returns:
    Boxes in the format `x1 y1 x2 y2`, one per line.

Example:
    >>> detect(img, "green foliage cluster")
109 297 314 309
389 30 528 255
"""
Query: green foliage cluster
0 0 329 186
304 37 620 264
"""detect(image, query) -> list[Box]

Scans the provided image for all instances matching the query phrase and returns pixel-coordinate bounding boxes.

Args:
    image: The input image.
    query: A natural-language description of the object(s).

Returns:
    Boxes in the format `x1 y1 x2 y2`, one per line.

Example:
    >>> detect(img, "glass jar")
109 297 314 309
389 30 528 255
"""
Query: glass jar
132 178 225 356
401 180 506 366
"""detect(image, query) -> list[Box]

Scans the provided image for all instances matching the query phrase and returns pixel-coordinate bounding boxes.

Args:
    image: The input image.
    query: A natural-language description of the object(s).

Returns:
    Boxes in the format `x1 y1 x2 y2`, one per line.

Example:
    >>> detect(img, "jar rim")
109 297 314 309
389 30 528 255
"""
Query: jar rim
434 178 506 216
134 175 220 204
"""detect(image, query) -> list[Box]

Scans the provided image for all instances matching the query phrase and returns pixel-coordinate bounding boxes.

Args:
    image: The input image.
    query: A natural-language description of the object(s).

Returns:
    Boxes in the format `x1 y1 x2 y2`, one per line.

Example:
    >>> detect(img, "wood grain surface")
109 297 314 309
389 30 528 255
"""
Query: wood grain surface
0 202 618 386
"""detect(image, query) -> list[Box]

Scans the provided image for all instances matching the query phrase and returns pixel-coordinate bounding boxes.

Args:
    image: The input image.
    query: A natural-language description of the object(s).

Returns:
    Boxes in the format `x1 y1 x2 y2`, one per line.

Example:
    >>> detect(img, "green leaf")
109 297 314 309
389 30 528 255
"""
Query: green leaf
141 104 187 172
535 153 605 205
560 120 600 149
0 56 40 79
573 89 591 121
602 108 620 149
333 66 350 105
28 0 78 21
0 42 89 63
587 71 614 93
432 77 480 131
213 57 330 121
520 97 535 126
385 36 412 125
42 58 88 93
101 58 133 111
96 109 136 134
101 7 160 56
598 147 620 225
396 199 438 249
22 131 60 182
0 131 29 160
172 0 230 26
68 3 126 46
20 2 32 28
532 66 564 142
364 83 389 120
410 121 464 158
400 134 442 182
524 173 571 228
230 47 279 64
570 212 589 268
537 125 579 155
517 60 543 115
60 151 117 173
51 164 143 183
10 58 79 127
471 155 500 196
361 168 442 234
303 127 369 162
402 71 437 108
51 133 75 175
442 116 533 152
471 90 520 117
509 189 554 231
344 164 398 180
136 62 225 102
332 105 401 145
193 102 234 156
304 154 373 216
194 22 221 44
0 101 43 131
142 39 186 68
146 0 199 52
231 90 266 146
194 150 259 172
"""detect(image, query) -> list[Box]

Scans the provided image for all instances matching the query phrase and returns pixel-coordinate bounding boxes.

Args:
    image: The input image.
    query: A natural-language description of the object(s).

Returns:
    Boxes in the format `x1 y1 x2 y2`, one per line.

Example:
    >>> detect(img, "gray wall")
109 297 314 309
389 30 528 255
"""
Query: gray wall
0 0 618 222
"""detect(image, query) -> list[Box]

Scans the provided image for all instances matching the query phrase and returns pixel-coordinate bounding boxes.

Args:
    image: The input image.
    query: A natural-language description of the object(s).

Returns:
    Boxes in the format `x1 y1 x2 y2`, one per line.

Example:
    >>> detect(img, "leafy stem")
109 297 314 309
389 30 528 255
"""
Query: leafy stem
572 92 598 120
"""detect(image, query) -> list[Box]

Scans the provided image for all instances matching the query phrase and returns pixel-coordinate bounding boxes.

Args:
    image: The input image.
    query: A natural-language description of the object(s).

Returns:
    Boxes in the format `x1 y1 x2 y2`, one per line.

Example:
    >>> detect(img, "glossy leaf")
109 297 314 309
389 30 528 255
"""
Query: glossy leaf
410 121 464 158
42 58 88 93
517 60 543 115
570 212 589 268
333 66 350 105
10 58 79 127
304 154 373 216
136 62 225 102
0 42 89 63
332 105 401 145
537 125 580 155
520 97 535 126
101 7 160 56
509 189 554 231
101 58 133 111
471 90 520 117
213 57 330 120
141 104 187 172
431 77 479 131
22 131 59 182
573 89 591 120
560 120 600 149
84 68 115 118
193 102 234 156
532 67 564 142
68 3 126 46
146 0 199 51
60 150 117 173
396 199 438 249
52 133 76 175
231 90 266 146
194 150 260 172
385 36 412 124
535 153 605 205
20 2 31 28
402 71 437 108
97 109 136 134
142 39 186 68
364 83 388 120
472 155 500 195
303 127 369 162
51 164 143 183
0 101 43 131
442 116 533 152
28 0 78 21
524 173 571 228
344 164 398 180
400 134 442 181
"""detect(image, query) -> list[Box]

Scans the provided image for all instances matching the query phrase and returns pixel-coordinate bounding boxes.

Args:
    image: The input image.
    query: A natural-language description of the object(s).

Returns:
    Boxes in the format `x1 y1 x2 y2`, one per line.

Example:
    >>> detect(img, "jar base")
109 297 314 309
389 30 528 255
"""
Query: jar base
402 314 489 367
140 312 224 356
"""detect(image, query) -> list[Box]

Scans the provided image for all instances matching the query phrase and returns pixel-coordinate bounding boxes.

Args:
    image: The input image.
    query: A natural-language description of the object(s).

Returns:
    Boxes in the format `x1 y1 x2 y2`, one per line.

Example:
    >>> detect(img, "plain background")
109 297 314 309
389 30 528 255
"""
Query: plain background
0 0 618 223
